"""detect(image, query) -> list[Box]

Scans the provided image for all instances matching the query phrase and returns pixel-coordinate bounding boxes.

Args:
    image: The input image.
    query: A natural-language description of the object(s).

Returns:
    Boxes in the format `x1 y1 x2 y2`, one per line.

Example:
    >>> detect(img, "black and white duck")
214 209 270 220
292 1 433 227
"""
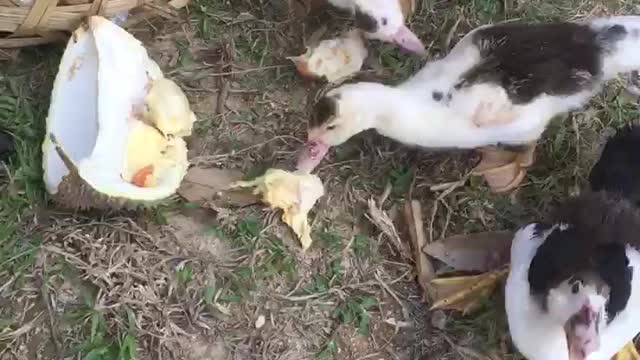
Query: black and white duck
296 16 640 192
506 124 640 360
326 0 425 54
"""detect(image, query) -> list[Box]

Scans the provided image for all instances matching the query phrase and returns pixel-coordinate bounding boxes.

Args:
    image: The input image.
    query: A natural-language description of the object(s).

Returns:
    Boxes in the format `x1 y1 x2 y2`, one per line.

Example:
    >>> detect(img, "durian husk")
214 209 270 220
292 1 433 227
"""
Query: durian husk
48 134 165 211
42 16 189 211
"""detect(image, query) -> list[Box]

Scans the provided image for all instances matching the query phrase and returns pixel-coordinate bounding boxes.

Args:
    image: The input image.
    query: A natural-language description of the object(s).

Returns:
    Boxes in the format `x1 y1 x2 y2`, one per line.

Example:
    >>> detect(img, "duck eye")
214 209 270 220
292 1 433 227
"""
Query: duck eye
571 281 581 294
381 17 388 26
326 125 337 130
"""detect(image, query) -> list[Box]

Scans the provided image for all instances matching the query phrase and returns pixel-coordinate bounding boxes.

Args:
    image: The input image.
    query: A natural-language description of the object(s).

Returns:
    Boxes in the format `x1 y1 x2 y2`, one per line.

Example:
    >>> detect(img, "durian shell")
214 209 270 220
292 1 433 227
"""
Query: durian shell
42 16 190 211
48 134 161 211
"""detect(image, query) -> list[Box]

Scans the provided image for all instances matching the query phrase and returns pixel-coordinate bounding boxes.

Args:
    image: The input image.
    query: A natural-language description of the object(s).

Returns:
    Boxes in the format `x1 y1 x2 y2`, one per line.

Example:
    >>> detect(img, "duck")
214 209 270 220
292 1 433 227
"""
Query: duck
296 16 640 192
589 124 640 205
505 124 640 360
326 0 426 55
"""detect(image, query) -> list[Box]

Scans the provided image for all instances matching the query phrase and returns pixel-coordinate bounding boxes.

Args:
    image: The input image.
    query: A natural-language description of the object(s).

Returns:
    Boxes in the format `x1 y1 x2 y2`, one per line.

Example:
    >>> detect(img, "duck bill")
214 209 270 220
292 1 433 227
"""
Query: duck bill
391 25 426 55
565 306 600 360
296 140 330 173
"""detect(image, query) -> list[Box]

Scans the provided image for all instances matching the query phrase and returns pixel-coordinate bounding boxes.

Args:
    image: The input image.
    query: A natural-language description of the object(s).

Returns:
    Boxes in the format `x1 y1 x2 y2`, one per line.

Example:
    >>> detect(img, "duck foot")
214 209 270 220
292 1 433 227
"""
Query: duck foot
471 143 536 193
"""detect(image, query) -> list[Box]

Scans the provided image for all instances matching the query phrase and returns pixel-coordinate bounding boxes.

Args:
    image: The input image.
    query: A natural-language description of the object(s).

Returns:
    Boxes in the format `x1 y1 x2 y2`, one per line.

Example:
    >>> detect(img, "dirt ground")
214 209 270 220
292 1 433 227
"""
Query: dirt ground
2 0 640 359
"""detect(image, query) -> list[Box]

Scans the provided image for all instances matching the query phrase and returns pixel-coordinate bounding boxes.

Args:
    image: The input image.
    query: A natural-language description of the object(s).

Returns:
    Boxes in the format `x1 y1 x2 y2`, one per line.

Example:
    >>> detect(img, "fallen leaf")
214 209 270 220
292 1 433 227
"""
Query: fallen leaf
403 200 435 297
177 167 259 206
230 169 324 251
424 231 514 272
612 342 640 360
399 0 416 18
430 268 508 314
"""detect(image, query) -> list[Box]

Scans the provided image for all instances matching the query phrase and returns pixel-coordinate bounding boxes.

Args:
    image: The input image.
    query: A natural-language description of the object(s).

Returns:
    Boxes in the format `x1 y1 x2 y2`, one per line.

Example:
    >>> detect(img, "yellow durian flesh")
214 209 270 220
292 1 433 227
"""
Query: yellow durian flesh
143 77 196 137
230 169 325 250
123 120 180 188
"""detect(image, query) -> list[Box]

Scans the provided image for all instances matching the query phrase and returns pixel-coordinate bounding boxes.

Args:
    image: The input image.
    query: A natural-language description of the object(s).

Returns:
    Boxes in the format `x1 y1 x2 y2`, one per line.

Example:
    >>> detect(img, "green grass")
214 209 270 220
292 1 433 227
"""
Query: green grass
315 339 338 360
334 295 378 336
3 0 640 358
0 50 54 287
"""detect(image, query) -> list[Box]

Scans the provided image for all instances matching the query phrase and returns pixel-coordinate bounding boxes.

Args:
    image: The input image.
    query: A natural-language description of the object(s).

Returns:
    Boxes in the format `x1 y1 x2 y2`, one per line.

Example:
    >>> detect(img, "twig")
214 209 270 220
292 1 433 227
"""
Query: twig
378 182 392 206
403 200 435 301
216 79 230 117
192 135 300 162
206 65 288 77
442 333 491 360
36 265 64 359
0 313 42 341
365 198 410 259
428 178 468 242
373 270 410 321
273 292 327 302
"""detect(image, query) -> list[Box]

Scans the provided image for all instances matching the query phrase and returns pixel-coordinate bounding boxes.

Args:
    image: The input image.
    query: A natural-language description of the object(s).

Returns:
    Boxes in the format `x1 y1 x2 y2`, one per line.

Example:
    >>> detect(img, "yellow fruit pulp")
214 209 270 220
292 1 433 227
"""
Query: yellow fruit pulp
143 78 196 137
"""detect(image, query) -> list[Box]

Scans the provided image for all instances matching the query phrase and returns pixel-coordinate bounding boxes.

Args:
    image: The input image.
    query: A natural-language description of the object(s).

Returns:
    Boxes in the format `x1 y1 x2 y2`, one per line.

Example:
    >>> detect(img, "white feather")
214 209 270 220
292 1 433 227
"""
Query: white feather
327 16 640 150
326 0 354 10
505 224 640 360
505 224 571 360
585 246 640 360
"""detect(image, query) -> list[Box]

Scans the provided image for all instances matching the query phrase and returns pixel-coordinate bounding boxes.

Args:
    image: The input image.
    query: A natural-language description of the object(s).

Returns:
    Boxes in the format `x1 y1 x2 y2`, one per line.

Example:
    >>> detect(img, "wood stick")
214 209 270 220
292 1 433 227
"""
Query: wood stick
404 200 435 301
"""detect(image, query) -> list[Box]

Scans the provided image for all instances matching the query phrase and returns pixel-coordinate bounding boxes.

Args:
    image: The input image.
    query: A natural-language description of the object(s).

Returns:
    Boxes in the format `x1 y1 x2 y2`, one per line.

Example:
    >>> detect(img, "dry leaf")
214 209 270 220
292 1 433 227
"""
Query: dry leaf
177 167 259 207
399 0 416 18
430 268 508 314
613 342 640 360
404 200 435 297
424 231 514 272
230 169 324 250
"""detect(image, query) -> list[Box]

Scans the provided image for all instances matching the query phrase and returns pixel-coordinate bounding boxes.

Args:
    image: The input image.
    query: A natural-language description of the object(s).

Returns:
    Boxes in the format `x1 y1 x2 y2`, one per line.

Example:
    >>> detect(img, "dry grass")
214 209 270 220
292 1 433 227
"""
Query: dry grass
1 0 640 359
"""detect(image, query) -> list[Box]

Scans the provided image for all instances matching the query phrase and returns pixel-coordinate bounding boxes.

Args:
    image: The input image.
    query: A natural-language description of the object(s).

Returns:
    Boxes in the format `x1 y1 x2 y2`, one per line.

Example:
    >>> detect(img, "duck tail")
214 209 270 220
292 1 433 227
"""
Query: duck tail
589 16 640 78
589 123 640 204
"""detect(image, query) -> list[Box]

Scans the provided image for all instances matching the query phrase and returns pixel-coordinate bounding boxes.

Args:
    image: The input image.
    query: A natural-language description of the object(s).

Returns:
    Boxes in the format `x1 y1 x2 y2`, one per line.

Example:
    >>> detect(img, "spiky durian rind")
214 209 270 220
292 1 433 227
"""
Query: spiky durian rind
46 133 169 211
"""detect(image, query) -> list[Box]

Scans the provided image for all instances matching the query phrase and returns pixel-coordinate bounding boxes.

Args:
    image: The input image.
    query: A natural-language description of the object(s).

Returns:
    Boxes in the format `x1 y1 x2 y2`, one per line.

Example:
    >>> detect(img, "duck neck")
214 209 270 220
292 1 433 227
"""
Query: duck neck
361 86 458 148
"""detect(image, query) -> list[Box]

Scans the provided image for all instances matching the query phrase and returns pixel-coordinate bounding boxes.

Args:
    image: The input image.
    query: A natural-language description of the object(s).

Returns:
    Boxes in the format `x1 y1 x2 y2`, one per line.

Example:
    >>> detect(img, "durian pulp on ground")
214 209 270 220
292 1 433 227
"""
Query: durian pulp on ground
43 16 190 203
230 169 325 250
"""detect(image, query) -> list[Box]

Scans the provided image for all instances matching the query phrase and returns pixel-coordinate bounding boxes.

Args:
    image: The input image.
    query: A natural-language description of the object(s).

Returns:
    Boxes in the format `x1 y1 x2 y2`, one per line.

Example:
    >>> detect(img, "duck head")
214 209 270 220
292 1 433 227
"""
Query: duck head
545 273 608 360
353 0 425 55
296 83 382 172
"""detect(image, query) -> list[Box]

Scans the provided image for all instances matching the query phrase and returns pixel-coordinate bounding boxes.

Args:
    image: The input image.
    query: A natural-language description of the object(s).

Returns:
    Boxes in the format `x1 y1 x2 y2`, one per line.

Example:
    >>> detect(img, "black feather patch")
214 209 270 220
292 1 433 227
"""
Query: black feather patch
528 226 593 295
354 6 378 34
528 192 637 321
309 96 338 129
595 242 632 321
457 22 627 104
589 124 640 206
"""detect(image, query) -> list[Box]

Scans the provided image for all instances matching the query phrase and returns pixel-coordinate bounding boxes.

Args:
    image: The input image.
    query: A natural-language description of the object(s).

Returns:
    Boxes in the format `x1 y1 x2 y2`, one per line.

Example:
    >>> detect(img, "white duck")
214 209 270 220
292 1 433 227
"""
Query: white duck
326 0 425 54
296 16 640 192
506 125 640 360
